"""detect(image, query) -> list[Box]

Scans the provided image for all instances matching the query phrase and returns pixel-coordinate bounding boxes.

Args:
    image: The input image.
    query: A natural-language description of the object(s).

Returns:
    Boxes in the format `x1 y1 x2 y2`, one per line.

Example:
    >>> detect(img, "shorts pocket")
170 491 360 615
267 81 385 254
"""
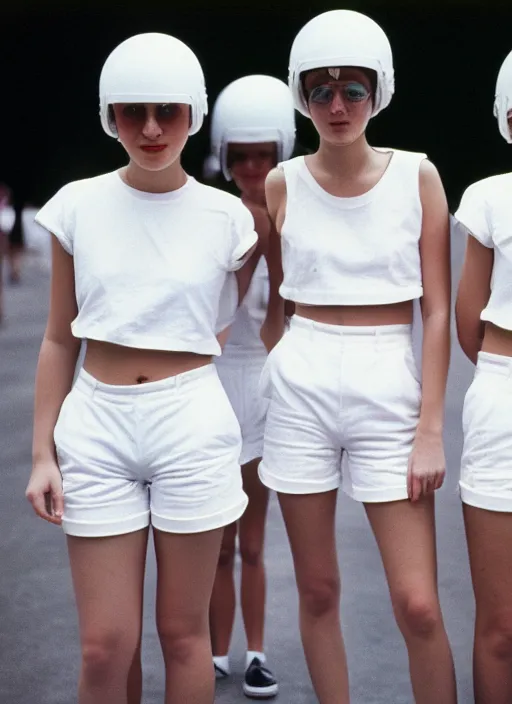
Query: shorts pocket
53 391 74 448
258 334 288 400
404 347 422 387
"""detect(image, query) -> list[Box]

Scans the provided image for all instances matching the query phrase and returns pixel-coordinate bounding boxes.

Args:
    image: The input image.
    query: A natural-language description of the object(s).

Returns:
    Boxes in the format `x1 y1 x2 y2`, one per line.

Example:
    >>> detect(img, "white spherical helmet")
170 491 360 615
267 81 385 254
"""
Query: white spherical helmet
494 50 512 143
209 74 296 181
289 10 394 119
99 32 207 138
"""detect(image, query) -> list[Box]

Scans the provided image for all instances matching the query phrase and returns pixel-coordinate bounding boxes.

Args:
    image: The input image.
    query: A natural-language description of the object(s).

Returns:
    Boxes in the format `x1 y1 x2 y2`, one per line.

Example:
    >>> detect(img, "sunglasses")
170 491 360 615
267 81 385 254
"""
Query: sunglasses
309 82 371 106
118 103 182 122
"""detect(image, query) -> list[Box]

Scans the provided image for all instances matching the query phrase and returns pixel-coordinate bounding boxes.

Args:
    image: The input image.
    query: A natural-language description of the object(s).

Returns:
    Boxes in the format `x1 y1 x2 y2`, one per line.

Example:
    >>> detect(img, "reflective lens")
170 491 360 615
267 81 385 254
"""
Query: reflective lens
309 82 370 106
120 103 181 122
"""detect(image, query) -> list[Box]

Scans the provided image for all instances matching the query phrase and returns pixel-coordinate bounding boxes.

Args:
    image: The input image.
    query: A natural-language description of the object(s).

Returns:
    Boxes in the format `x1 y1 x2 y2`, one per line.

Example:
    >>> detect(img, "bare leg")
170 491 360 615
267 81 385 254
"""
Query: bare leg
0 235 4 323
279 490 349 704
365 498 456 704
464 504 512 704
209 522 237 656
154 527 224 704
239 459 270 652
8 245 22 283
127 636 143 704
67 528 149 704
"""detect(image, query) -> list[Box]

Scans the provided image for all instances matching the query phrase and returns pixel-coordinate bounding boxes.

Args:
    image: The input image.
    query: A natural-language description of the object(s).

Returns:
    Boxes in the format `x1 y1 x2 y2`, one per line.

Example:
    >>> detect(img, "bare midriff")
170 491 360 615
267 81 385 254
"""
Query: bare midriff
84 340 212 385
294 299 414 326
481 322 512 357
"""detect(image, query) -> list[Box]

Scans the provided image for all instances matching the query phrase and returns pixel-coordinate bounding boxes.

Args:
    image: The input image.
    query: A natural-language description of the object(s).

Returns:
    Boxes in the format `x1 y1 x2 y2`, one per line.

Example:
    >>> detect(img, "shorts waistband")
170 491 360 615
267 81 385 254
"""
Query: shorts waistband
75 364 216 399
289 315 412 346
217 343 267 364
476 351 512 376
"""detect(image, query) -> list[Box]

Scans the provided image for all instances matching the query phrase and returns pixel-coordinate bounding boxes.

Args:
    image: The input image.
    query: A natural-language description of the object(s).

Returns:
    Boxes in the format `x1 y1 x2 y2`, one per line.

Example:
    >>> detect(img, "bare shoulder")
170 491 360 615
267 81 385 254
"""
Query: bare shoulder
265 167 287 223
419 158 443 186
418 159 448 208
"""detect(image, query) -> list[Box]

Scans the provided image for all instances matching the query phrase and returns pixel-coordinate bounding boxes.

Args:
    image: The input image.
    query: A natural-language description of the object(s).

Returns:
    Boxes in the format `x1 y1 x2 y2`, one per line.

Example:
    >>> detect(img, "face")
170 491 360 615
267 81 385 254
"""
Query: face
303 67 374 147
112 103 190 171
227 142 277 197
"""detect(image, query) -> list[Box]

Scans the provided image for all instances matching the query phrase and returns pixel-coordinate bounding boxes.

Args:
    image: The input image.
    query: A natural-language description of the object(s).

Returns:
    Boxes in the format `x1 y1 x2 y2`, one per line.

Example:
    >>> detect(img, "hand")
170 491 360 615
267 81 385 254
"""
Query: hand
407 429 446 502
26 460 64 525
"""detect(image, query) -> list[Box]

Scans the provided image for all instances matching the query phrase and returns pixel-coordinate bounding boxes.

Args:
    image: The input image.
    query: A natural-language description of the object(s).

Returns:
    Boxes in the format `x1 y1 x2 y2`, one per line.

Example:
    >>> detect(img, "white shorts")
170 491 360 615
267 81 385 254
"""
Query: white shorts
216 347 268 465
461 351 512 512
54 366 248 537
258 316 421 502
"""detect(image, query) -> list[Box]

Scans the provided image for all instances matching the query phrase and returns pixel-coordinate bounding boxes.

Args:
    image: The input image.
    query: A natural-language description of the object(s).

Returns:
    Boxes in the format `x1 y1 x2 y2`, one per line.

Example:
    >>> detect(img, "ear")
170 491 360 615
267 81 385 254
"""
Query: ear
107 105 118 137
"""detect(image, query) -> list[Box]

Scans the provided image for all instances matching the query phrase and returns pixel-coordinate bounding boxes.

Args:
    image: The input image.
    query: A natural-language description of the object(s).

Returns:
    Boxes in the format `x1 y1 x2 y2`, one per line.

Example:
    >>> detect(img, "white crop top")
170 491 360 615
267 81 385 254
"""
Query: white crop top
36 171 257 356
279 150 426 306
455 173 512 332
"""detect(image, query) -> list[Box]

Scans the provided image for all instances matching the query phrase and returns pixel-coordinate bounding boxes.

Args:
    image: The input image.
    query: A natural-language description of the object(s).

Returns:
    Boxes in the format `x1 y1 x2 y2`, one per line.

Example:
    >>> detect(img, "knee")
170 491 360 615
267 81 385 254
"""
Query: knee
480 611 512 661
81 631 133 684
394 592 441 639
240 540 263 568
217 542 235 568
299 576 340 619
157 617 206 666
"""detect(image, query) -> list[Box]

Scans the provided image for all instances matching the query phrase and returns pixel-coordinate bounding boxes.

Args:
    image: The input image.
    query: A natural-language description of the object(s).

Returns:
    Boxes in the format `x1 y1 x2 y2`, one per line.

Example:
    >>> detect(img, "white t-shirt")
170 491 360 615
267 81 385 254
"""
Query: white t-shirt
455 173 512 332
36 171 257 356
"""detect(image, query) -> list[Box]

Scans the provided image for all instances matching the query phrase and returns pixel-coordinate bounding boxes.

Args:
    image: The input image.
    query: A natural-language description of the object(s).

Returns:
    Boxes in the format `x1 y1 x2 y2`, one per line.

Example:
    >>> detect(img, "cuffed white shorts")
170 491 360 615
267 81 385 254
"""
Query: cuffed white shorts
53 365 248 537
461 351 512 512
258 316 421 502
216 347 268 465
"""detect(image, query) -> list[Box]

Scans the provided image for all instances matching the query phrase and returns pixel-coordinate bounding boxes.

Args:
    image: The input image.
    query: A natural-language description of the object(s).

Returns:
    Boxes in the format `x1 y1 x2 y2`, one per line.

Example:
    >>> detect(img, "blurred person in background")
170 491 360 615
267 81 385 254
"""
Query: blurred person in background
205 74 296 699
0 183 15 323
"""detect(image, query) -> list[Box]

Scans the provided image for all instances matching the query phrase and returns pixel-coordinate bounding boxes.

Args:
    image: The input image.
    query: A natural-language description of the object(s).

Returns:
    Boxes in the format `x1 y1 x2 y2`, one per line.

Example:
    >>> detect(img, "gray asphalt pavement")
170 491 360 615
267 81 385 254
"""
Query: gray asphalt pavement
0 229 476 703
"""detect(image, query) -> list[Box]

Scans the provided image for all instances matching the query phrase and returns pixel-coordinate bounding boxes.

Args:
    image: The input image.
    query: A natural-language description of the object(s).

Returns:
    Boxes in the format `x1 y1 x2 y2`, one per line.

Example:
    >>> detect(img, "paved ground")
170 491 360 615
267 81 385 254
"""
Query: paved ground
0 228 477 703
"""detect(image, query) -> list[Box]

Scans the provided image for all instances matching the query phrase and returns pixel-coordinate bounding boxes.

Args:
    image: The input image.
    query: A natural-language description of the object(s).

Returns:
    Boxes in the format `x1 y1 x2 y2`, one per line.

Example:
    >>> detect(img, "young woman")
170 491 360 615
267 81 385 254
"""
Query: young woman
455 49 512 704
206 74 295 699
259 10 456 704
0 183 15 324
25 33 260 704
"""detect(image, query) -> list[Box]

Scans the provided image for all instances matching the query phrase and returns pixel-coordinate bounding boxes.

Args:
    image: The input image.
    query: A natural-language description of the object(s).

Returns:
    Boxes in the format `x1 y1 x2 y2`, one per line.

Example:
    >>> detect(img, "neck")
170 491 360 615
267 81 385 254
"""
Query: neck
241 190 267 209
123 159 187 194
315 134 374 176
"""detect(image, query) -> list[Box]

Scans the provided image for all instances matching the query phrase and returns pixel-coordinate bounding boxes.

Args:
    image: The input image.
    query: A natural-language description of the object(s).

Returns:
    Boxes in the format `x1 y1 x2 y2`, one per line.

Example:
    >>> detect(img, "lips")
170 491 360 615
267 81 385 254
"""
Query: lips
140 145 167 153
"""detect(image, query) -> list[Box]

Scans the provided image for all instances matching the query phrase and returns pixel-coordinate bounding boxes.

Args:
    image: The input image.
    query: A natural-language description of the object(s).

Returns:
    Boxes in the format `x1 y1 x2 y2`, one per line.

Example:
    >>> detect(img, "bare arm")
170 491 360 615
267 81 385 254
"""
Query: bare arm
260 168 286 352
455 234 493 364
406 161 451 501
417 160 452 435
27 236 80 523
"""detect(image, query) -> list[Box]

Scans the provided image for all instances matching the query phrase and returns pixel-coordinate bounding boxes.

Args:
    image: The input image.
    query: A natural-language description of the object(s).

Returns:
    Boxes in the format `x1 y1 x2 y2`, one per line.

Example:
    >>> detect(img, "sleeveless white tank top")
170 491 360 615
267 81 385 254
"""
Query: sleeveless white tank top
279 150 426 306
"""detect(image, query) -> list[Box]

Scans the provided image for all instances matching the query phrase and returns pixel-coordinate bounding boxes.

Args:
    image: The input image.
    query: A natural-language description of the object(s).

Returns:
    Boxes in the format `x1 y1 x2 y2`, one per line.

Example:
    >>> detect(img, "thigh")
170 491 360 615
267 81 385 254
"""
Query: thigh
464 504 512 616
364 497 438 602
239 460 270 553
278 490 340 589
67 528 149 646
154 528 224 628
